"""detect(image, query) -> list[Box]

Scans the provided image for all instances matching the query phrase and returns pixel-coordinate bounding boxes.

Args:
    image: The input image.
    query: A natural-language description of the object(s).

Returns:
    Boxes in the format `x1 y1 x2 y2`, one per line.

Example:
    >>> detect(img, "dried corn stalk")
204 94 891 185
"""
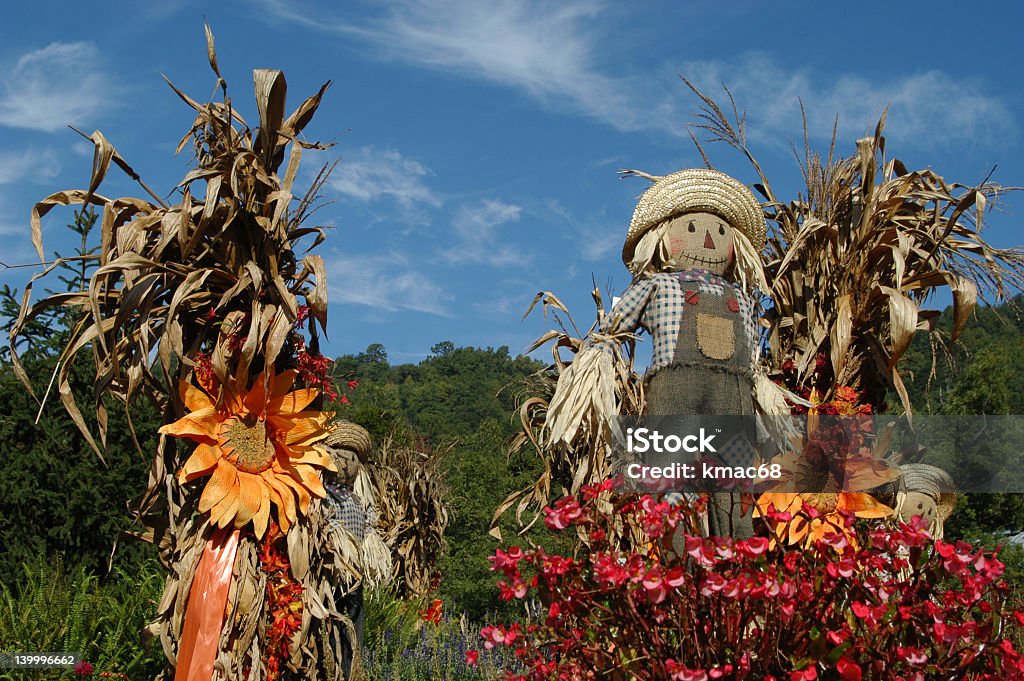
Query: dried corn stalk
370 436 449 598
491 287 643 541
8 26 367 680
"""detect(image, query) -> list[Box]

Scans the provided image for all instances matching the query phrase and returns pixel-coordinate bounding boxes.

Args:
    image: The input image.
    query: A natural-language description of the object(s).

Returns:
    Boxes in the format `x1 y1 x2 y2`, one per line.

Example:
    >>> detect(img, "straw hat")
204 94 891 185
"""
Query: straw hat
899 463 956 522
621 168 766 265
325 420 372 459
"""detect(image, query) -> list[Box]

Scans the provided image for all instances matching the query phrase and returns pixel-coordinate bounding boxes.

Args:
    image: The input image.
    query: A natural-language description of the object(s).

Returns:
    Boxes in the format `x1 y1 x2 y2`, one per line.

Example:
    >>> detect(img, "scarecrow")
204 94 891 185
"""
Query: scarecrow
546 168 791 537
321 420 391 679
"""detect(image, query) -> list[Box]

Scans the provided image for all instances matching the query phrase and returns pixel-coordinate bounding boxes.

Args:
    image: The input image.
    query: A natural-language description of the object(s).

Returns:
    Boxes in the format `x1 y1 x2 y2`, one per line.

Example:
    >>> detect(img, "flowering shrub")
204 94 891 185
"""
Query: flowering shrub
478 483 1024 680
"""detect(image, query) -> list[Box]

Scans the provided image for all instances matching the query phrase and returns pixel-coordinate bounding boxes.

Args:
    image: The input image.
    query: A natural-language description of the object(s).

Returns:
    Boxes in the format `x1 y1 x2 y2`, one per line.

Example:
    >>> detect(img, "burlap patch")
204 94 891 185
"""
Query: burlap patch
696 313 734 360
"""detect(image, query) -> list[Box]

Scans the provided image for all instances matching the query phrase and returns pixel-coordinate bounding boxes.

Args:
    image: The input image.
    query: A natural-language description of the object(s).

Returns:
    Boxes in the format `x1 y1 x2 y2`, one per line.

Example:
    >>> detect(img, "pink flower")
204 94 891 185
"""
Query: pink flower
897 647 928 665
835 657 862 681
480 624 518 649
826 558 856 579
593 553 629 587
543 497 584 530
643 566 668 603
665 565 686 588
700 572 727 596
666 660 708 681
741 536 770 557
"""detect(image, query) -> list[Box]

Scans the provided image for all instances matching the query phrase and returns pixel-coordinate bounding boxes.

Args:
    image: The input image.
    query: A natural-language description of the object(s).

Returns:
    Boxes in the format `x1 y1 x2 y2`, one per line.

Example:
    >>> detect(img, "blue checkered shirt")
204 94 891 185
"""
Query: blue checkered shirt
325 483 372 542
594 269 759 374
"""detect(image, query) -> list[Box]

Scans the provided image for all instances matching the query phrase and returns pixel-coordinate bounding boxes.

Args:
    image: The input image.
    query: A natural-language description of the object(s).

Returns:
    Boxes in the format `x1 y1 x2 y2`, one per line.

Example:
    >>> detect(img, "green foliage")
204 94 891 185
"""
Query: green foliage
900 297 1024 539
334 342 542 446
0 556 164 680
0 351 161 585
947 494 1024 542
438 418 570 621
1 210 159 586
901 296 1024 415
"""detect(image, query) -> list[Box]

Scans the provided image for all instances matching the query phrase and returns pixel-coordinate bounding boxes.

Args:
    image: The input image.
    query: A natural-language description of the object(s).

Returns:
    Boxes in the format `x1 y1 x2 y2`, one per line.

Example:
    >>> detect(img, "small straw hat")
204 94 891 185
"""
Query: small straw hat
899 463 956 522
325 420 372 458
621 168 766 265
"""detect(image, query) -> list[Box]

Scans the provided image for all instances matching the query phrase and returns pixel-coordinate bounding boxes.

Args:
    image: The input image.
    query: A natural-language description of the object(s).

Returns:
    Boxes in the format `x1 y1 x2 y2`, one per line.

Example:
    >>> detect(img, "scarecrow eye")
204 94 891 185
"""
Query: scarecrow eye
719 224 726 236
687 221 696 233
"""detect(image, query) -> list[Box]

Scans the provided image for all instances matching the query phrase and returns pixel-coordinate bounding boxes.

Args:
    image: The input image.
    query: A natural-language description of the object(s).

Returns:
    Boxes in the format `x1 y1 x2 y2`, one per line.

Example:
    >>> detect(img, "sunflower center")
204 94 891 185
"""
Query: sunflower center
805 492 839 514
223 416 276 473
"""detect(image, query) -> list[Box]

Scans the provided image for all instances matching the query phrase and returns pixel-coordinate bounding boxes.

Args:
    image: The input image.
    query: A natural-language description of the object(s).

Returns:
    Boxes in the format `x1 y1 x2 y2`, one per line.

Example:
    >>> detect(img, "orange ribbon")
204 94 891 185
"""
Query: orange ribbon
175 526 240 681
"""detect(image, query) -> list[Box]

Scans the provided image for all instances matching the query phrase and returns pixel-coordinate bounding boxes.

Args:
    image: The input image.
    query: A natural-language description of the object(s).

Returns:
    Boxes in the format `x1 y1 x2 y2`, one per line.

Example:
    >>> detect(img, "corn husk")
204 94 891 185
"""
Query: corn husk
369 436 449 598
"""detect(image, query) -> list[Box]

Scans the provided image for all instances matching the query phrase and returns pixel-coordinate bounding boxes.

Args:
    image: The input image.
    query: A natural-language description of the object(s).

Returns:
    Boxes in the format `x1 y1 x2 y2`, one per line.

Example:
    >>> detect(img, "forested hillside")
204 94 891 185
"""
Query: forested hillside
901 294 1024 415
899 296 1024 539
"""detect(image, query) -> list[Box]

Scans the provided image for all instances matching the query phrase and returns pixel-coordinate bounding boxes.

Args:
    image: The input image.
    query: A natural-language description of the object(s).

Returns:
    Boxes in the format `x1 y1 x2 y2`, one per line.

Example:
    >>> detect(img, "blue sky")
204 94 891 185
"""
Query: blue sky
1 1 1022 365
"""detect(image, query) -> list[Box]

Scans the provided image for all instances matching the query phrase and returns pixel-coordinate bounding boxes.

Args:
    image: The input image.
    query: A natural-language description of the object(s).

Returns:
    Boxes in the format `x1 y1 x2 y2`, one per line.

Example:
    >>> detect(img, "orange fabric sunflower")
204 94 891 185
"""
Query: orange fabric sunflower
756 488 894 549
755 390 898 549
160 368 335 538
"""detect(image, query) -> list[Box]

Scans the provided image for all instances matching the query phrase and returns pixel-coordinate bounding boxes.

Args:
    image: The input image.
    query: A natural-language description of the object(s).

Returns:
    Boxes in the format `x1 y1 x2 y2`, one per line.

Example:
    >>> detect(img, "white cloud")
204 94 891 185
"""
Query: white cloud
325 252 451 316
330 146 441 209
257 2 1014 147
257 0 674 134
546 198 620 261
441 199 527 266
680 54 1015 149
0 148 61 185
0 42 113 132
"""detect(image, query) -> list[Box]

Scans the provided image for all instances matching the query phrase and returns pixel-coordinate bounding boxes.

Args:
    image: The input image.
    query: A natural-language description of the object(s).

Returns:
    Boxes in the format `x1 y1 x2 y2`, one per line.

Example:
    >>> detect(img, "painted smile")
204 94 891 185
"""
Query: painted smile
675 252 728 267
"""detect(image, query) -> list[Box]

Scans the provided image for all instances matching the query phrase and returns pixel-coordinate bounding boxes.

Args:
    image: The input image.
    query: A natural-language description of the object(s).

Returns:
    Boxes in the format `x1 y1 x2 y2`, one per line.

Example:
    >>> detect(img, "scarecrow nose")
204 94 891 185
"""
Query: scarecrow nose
704 230 716 249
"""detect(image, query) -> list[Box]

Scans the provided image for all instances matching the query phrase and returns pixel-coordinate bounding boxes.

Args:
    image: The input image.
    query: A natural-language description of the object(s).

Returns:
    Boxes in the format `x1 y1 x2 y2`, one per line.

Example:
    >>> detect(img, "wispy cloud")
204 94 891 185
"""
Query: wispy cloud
680 54 1015 149
0 148 60 185
329 145 442 211
256 0 677 134
0 42 114 132
441 199 527 267
325 252 451 316
545 198 620 261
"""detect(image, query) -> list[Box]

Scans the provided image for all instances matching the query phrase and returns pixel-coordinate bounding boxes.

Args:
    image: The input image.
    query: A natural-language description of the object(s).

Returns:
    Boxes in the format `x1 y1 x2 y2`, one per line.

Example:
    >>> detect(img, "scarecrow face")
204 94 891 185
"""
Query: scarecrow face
898 491 938 527
325 444 359 485
663 211 735 276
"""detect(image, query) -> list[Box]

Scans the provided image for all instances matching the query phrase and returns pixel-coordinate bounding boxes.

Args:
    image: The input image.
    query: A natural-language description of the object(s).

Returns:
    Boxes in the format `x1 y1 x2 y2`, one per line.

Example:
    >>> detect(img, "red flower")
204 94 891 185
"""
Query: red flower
75 661 94 676
836 658 862 681
465 650 479 667
420 598 443 623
